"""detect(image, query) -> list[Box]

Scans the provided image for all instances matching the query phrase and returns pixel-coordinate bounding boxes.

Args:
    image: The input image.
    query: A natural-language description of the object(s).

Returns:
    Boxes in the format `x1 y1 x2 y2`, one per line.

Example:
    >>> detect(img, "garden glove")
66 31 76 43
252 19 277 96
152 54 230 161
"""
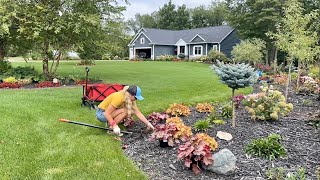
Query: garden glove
113 125 121 135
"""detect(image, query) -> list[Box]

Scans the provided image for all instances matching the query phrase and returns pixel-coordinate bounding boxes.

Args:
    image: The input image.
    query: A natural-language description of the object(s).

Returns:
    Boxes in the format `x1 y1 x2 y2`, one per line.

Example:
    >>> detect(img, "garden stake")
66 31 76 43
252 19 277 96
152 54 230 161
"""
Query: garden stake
59 118 133 135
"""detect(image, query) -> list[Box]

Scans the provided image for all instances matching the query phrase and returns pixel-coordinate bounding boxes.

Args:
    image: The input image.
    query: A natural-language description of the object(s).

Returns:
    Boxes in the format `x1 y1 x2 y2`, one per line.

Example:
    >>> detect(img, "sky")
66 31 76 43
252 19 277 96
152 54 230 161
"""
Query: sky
119 0 217 20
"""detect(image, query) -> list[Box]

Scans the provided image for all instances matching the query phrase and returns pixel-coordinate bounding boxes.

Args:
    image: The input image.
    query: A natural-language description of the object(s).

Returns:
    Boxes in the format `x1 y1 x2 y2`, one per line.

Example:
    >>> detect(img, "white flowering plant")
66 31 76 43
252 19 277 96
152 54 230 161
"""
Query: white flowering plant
242 85 293 120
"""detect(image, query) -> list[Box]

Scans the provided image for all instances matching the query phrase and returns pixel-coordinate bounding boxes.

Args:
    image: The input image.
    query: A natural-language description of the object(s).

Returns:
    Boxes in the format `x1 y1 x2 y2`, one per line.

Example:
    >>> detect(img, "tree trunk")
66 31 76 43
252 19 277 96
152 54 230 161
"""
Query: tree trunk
296 60 301 89
42 42 50 77
273 47 278 73
285 60 293 102
0 46 5 61
231 88 236 127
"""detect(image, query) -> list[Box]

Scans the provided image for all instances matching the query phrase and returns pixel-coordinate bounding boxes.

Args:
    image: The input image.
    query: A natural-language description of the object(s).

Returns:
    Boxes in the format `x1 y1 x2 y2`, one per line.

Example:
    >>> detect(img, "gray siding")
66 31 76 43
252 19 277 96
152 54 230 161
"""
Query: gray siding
154 45 175 58
133 34 152 48
220 30 240 58
207 43 219 54
191 36 205 43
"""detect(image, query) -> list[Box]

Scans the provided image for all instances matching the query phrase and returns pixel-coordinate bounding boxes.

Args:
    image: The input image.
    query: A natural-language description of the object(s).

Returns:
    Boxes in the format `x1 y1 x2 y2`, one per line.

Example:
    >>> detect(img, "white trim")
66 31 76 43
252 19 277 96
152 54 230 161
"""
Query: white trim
206 44 208 55
218 43 220 52
187 42 218 45
219 29 235 43
129 32 153 45
135 47 152 49
193 45 203 56
190 34 206 42
149 43 176 45
175 39 186 46
188 45 190 56
152 44 155 60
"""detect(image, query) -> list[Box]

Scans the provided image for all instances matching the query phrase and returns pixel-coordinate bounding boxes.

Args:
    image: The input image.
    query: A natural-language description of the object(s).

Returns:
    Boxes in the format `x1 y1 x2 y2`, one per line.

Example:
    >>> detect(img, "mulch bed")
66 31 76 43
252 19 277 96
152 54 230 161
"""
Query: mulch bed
122 84 320 180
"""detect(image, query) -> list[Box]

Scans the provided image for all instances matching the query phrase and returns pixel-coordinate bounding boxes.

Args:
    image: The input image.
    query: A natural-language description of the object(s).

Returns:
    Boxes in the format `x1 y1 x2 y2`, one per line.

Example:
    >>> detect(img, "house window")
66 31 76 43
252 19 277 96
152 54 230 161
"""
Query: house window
193 46 202 56
140 38 145 44
212 45 218 51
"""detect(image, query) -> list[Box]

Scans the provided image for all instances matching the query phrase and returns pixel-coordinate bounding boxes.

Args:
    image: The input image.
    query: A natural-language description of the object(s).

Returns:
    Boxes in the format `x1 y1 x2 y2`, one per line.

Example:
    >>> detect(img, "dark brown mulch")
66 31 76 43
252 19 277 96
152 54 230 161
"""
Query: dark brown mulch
122 85 320 180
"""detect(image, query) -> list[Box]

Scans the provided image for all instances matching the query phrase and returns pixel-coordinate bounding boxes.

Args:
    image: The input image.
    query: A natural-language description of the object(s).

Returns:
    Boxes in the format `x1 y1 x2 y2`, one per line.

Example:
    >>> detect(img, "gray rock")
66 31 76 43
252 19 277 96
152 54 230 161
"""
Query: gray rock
203 148 237 175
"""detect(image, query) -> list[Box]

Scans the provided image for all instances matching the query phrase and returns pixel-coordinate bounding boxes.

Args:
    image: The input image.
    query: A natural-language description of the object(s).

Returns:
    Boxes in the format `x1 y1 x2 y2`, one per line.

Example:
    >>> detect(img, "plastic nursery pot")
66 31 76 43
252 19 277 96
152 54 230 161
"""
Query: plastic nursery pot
159 139 169 148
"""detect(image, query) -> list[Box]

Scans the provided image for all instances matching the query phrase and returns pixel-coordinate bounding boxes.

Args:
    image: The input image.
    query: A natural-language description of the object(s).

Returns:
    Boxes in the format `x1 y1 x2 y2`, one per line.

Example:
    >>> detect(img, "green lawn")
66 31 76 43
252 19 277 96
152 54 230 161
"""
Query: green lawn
1 61 251 179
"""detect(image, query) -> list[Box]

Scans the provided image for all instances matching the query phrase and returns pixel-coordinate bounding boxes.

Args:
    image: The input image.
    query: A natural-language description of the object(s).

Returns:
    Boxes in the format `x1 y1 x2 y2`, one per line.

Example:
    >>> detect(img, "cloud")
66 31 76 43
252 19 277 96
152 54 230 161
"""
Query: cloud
120 0 217 20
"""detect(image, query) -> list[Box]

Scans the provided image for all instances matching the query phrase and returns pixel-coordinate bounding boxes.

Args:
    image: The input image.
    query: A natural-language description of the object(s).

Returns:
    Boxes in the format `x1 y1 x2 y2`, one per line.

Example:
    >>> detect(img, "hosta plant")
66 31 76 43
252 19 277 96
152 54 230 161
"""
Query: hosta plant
147 112 170 126
166 103 191 117
177 133 218 175
196 103 214 113
245 134 286 160
243 85 293 120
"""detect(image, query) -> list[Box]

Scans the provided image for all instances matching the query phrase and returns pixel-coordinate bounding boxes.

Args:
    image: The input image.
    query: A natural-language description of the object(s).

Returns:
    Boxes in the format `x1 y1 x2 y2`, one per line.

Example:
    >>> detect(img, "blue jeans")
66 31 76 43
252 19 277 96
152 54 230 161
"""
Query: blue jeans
96 108 107 123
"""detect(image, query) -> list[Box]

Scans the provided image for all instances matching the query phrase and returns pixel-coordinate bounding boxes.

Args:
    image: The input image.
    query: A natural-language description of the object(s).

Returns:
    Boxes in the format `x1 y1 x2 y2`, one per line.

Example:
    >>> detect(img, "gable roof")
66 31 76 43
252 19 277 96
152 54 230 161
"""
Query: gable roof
130 25 235 45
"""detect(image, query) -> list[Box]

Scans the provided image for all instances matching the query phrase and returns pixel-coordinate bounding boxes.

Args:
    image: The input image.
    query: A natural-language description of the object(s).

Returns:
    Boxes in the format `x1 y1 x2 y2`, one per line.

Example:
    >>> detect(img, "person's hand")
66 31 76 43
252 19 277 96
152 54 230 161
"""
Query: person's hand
112 125 121 135
146 122 155 131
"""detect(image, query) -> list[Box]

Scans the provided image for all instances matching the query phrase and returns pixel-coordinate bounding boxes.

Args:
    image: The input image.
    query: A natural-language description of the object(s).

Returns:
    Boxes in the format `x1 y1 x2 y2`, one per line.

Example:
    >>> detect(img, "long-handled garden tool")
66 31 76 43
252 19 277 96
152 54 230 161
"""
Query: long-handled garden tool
59 118 133 135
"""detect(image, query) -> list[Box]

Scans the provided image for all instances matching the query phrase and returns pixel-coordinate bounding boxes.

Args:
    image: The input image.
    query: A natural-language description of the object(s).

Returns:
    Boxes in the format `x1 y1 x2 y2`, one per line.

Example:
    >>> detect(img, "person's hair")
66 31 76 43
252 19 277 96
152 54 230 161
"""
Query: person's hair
122 86 136 117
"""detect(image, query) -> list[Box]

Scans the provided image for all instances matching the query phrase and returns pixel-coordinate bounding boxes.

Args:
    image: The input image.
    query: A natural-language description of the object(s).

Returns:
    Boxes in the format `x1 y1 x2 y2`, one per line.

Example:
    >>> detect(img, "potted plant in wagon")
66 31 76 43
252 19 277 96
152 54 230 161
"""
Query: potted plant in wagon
177 133 218 175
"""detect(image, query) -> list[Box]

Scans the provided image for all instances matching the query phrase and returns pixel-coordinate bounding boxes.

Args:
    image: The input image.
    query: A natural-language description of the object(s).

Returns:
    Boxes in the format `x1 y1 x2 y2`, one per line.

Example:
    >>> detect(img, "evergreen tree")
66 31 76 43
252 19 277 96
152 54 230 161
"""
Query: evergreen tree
212 61 257 127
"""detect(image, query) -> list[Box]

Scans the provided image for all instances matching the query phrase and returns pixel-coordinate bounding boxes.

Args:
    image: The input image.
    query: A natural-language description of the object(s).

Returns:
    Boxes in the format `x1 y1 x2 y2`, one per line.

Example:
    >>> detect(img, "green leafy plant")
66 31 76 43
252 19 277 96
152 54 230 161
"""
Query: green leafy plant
3 76 17 83
243 85 293 121
266 167 286 180
245 134 287 160
220 104 232 118
285 167 306 180
211 119 225 125
193 120 211 132
0 60 12 74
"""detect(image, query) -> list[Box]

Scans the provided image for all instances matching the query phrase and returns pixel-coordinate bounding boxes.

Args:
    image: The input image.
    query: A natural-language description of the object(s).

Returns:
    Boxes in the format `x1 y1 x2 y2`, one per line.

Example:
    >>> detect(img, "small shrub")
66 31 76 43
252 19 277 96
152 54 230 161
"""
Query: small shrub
220 104 232 118
196 103 214 113
166 103 191 117
243 85 293 121
207 50 230 63
245 134 286 160
286 167 306 180
272 74 288 85
193 120 211 132
0 60 12 74
266 167 286 180
233 94 245 108
178 53 186 59
0 82 21 88
3 76 17 83
211 119 225 125
297 76 319 95
77 59 95 65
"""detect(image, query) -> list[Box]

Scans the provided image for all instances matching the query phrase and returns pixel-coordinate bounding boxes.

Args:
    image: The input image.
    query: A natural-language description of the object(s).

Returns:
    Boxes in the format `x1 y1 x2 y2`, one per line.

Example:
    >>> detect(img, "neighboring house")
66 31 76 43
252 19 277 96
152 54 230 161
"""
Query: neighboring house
128 25 240 60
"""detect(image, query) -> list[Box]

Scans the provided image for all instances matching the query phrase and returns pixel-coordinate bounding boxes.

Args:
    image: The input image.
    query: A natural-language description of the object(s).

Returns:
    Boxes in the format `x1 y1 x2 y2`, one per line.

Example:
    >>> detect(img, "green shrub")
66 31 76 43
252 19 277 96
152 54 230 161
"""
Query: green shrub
3 76 17 83
3 66 40 81
243 85 293 120
193 119 211 132
220 104 232 118
245 134 287 160
178 53 185 59
207 50 230 63
0 60 12 74
266 167 286 180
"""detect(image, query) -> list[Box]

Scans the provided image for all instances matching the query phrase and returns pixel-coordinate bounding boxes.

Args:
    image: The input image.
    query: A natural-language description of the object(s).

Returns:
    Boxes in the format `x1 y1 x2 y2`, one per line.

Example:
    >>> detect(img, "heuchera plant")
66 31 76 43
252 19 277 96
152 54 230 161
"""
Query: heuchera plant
178 133 218 175
147 112 170 126
166 103 191 117
150 123 178 146
123 117 135 127
196 103 214 113
166 117 192 142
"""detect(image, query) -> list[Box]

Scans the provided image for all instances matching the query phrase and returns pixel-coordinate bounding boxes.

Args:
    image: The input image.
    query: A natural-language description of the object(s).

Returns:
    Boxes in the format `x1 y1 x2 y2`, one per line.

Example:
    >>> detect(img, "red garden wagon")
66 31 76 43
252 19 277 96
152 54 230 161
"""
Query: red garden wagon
81 67 125 109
